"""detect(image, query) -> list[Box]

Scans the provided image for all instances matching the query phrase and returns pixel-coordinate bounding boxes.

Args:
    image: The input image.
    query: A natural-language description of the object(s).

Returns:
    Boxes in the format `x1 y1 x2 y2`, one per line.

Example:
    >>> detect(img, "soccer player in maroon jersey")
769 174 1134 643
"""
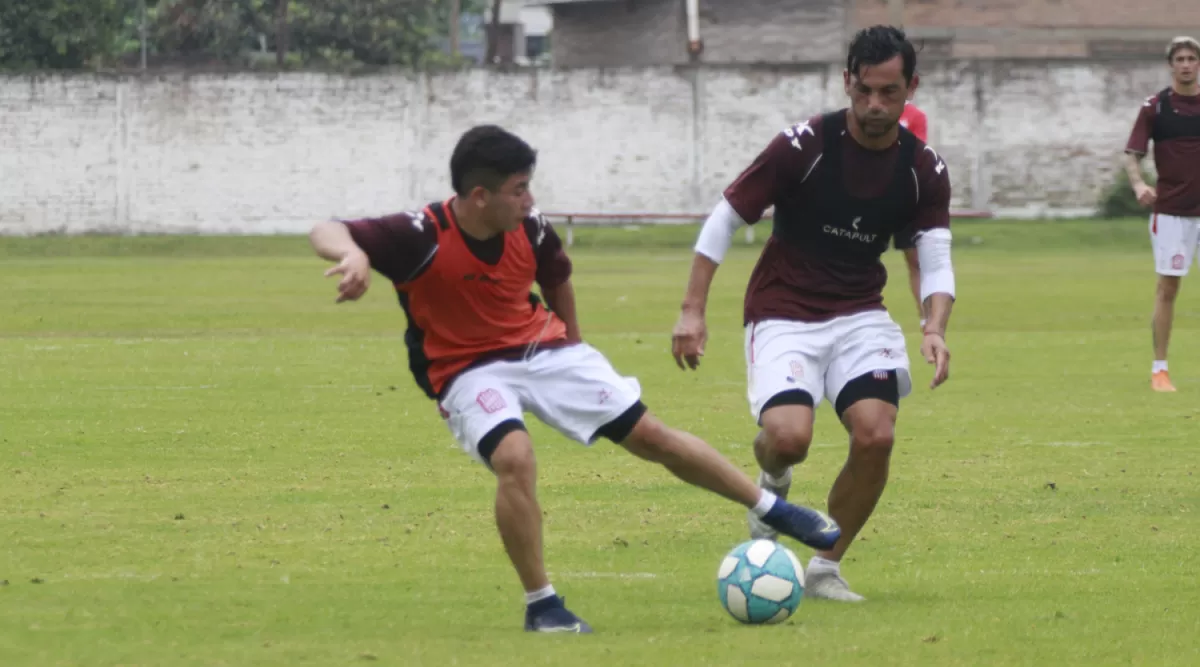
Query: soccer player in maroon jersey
1124 36 1200 393
672 26 956 602
309 125 840 633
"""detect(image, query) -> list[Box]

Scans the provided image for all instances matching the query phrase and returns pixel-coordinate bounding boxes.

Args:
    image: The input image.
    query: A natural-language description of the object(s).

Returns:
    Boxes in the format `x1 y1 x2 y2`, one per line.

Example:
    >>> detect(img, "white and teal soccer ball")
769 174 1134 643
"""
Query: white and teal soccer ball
716 539 805 624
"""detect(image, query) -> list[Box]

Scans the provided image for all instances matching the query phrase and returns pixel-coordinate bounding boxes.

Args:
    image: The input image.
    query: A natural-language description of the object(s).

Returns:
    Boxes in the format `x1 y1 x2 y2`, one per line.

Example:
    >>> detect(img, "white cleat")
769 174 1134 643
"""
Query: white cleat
804 569 866 602
747 468 792 541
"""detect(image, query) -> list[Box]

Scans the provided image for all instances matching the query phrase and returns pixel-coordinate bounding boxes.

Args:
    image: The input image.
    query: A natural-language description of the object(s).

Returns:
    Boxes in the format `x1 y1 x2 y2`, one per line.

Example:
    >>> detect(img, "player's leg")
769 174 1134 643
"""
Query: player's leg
1148 214 1196 391
903 247 925 327
616 411 837 550
1152 275 1181 391
745 399 815 540
439 367 591 633
742 320 828 541
806 312 914 602
524 344 840 552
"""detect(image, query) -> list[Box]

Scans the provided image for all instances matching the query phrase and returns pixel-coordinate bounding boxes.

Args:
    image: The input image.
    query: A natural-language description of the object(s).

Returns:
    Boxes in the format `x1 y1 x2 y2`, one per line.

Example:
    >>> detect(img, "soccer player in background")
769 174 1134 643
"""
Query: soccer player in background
309 125 840 633
1124 35 1200 393
898 94 930 327
672 26 955 602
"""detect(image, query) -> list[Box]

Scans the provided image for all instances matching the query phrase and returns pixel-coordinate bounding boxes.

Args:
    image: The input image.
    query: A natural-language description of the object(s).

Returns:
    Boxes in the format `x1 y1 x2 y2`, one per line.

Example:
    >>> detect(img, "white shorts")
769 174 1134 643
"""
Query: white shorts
744 311 913 422
1150 213 1200 276
437 343 643 464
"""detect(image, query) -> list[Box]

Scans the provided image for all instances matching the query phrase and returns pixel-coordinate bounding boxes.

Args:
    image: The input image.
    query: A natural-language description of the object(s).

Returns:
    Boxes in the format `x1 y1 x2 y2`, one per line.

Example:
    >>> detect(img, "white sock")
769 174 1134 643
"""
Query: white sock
524 584 557 605
763 467 792 487
808 556 840 573
1153 360 1168 373
751 489 778 518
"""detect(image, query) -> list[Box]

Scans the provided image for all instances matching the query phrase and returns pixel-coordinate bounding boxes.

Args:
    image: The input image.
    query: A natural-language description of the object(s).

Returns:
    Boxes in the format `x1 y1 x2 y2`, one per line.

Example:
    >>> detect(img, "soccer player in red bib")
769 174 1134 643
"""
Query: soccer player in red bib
673 26 956 602
1124 36 1200 392
309 125 840 633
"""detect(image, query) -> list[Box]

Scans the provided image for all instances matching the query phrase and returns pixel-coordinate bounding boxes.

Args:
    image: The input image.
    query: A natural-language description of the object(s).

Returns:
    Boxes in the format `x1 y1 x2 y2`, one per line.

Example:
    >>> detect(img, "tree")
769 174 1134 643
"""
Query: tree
0 0 134 69
150 0 273 63
0 0 490 70
484 0 500 63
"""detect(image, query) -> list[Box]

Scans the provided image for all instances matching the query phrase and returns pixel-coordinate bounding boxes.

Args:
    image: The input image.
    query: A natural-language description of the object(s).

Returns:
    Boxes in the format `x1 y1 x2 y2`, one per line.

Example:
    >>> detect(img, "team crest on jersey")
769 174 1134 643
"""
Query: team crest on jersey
782 121 815 150
476 388 508 414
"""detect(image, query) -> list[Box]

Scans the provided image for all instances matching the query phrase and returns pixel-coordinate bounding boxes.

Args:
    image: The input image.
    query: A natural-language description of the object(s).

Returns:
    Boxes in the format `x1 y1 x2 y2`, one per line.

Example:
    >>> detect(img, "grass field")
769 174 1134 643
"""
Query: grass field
2 218 1198 666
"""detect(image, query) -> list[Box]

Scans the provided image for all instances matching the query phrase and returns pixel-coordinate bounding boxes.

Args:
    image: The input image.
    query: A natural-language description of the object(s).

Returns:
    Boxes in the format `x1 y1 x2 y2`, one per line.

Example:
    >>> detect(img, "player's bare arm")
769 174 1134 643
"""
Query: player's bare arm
543 279 582 343
673 199 746 370
673 255 716 370
1123 152 1158 207
310 220 371 303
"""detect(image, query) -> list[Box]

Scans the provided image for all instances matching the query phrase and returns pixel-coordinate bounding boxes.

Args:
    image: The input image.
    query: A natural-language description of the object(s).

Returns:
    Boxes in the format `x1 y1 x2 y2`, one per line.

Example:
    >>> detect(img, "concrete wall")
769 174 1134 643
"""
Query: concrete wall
0 60 1169 235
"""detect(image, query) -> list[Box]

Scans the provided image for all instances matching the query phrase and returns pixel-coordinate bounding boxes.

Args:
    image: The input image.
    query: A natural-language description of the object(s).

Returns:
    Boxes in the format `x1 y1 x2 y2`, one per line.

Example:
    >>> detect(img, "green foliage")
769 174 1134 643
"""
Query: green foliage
0 0 133 69
150 0 272 63
0 0 489 70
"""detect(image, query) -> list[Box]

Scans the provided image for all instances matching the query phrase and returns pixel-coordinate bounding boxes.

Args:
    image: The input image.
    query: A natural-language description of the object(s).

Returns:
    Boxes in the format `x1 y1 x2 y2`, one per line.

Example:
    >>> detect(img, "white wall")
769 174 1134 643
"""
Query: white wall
0 61 1167 235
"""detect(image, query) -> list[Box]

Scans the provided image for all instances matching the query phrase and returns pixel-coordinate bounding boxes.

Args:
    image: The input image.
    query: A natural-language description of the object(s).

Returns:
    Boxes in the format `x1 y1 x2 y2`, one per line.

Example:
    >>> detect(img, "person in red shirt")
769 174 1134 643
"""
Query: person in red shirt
309 125 840 633
897 97 930 327
673 26 955 602
1125 36 1200 392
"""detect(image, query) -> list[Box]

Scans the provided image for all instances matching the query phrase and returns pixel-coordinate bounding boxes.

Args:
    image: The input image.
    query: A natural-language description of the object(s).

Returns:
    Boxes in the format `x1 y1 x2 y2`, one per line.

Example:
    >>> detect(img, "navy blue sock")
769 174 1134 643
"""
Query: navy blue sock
526 595 564 614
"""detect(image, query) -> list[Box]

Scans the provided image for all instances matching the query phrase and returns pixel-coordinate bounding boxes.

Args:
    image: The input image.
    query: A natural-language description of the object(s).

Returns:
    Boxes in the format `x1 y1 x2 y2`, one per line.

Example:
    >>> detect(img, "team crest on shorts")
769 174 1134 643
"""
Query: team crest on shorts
476 388 507 414
1173 254 1185 270
786 360 805 383
873 370 891 381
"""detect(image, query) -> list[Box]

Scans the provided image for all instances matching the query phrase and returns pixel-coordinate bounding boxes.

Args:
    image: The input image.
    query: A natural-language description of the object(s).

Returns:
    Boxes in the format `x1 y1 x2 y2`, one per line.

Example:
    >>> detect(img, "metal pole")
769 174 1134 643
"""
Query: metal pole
139 0 148 70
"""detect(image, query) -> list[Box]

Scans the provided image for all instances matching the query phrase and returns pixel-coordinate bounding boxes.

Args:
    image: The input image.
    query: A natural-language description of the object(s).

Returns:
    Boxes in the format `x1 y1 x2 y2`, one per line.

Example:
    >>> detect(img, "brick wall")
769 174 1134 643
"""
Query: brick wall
548 0 1198 66
0 61 1173 234
551 0 688 67
855 0 1200 59
550 0 845 67
855 0 1195 29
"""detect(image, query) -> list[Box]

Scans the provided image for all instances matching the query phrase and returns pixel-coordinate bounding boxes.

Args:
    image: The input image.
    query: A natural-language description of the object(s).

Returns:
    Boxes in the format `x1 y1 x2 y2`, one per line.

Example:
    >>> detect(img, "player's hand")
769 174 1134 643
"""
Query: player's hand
672 309 708 370
1134 183 1157 207
324 250 371 303
921 332 950 389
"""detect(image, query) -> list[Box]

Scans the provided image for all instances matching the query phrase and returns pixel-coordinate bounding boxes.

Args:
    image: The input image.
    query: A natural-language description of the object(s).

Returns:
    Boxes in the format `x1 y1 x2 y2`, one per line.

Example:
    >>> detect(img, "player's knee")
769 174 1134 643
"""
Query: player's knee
619 412 674 462
849 421 895 458
486 422 536 481
761 418 813 464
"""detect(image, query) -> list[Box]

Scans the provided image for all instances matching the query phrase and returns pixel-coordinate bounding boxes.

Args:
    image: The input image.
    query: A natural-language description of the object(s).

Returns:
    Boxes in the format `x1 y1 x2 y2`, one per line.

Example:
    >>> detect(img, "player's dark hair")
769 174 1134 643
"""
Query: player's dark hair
846 25 917 84
450 125 538 196
1166 36 1200 62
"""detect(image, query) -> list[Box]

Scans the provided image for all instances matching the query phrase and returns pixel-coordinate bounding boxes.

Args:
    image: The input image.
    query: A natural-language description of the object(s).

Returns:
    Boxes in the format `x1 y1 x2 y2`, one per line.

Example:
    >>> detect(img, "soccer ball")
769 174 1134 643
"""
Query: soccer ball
716 539 805 624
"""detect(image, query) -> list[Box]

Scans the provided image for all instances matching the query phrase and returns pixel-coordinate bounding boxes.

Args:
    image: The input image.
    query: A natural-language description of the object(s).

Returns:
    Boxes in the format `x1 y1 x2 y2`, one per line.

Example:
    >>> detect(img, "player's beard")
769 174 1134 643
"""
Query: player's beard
858 112 897 139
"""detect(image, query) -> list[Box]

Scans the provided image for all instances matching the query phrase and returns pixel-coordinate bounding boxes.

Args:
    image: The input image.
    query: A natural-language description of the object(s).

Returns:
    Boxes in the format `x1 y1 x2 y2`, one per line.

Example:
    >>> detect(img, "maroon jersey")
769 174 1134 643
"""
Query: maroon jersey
725 111 952 324
342 202 573 398
1126 88 1200 217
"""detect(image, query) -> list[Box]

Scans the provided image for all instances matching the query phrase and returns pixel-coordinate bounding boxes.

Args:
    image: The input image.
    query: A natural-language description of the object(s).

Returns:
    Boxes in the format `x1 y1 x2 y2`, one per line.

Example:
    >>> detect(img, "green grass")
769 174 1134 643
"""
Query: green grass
2 218 1198 666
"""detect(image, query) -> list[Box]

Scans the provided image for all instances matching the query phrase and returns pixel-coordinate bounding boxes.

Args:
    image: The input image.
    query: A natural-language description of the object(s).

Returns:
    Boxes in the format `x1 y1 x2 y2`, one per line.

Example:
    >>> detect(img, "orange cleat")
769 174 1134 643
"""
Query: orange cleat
1152 370 1177 392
